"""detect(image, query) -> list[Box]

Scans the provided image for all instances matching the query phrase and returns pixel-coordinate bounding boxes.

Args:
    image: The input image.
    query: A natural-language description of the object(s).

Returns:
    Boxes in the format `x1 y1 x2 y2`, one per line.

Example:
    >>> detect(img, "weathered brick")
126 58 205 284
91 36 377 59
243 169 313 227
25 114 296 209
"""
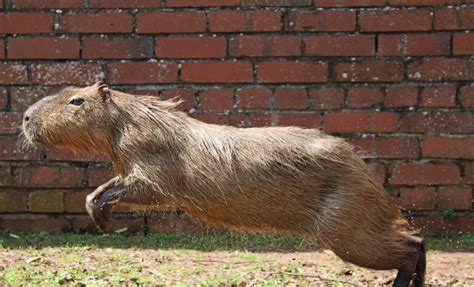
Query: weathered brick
247 113 272 127
12 0 83 8
0 63 28 84
400 112 474 133
199 89 234 110
438 187 472 210
137 12 206 33
166 0 238 6
229 35 300 57
162 88 195 111
257 61 327 83
334 60 403 82
59 12 132 33
407 58 474 81
351 136 419 158
435 7 474 30
276 113 320 129
347 87 383 108
400 187 436 211
10 86 55 112
89 0 162 7
367 162 386 185
0 12 53 34
0 88 7 110
309 87 344 110
236 87 271 109
156 36 226 58
182 61 253 83
423 136 474 159
88 167 114 187
14 166 86 188
420 85 456 108
325 112 397 133
378 34 450 56
83 37 153 59
460 86 474 108
0 40 4 59
32 63 104 85
242 0 311 5
274 88 308 110
107 62 178 84
304 35 374 56
45 148 102 162
314 0 384 6
0 215 68 233
8 37 79 59
287 10 356 31
360 10 432 32
29 190 64 213
0 163 11 186
0 191 28 213
390 163 460 185
453 33 474 55
388 0 461 5
0 138 41 161
0 113 19 134
64 190 89 213
464 162 474 184
209 10 281 32
384 86 418 108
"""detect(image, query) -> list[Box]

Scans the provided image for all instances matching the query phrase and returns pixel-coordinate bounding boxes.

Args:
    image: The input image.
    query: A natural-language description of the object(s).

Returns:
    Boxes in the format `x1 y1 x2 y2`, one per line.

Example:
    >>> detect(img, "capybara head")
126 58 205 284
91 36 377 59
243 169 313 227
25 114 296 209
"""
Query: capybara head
22 82 112 152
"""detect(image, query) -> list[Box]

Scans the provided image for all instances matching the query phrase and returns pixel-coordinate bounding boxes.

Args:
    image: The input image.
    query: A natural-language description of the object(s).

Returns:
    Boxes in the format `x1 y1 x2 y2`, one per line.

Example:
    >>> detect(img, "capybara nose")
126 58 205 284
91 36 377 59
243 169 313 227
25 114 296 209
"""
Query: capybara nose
23 95 56 125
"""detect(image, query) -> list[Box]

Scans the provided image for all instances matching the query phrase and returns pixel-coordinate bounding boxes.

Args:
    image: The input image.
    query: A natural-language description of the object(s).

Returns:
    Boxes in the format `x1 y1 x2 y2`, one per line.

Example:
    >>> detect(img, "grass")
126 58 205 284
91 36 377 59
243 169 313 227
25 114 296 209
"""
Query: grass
0 231 473 286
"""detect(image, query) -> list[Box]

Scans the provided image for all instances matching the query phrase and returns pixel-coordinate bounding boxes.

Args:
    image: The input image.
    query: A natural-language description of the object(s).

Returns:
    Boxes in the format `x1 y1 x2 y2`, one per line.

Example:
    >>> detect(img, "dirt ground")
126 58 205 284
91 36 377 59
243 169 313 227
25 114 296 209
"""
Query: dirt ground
1 246 473 285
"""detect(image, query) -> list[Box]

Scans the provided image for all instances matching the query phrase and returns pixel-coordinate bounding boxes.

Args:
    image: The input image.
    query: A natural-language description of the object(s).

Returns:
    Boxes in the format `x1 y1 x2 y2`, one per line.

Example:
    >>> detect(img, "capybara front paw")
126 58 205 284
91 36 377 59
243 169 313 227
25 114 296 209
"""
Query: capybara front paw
85 193 110 232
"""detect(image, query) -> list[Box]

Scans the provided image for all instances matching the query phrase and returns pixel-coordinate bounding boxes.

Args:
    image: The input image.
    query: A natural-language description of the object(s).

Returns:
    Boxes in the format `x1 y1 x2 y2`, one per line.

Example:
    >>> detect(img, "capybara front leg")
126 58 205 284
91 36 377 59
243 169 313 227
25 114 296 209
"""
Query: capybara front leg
85 183 124 232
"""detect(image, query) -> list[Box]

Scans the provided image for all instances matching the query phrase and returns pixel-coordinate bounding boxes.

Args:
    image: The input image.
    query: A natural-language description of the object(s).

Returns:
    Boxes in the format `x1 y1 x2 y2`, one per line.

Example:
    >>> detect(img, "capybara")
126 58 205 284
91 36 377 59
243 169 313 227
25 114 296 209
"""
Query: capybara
22 82 425 286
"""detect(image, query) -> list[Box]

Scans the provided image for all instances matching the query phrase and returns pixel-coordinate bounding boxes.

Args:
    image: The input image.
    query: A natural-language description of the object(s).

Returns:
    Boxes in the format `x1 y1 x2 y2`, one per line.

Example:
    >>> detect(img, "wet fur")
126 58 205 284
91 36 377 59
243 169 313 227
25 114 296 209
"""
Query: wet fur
23 84 423 278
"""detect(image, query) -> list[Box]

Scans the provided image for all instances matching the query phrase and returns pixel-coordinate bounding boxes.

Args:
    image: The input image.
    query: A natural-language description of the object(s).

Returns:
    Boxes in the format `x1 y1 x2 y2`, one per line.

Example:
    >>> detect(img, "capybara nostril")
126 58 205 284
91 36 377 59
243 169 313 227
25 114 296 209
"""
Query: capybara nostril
24 116 30 122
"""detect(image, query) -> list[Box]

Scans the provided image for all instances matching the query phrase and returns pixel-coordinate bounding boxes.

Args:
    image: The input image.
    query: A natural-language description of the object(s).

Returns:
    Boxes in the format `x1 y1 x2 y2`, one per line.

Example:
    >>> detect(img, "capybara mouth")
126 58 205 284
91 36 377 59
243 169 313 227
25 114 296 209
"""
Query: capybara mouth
22 121 44 147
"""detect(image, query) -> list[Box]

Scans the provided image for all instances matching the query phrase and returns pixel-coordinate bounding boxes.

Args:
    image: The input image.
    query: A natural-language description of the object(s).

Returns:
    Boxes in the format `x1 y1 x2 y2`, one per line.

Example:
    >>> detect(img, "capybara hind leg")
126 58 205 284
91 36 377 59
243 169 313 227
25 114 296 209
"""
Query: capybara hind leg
410 237 426 287
393 236 425 287
85 183 124 231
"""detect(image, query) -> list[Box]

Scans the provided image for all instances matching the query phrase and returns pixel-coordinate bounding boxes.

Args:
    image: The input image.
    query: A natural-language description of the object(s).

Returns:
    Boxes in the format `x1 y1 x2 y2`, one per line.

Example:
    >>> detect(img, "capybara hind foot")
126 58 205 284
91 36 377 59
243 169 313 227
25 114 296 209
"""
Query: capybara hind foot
85 183 123 232
393 236 426 287
411 237 426 287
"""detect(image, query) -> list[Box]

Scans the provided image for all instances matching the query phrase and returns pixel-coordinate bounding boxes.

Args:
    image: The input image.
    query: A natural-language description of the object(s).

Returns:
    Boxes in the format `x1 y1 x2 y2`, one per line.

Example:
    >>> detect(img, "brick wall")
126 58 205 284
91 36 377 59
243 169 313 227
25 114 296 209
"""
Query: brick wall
0 0 473 235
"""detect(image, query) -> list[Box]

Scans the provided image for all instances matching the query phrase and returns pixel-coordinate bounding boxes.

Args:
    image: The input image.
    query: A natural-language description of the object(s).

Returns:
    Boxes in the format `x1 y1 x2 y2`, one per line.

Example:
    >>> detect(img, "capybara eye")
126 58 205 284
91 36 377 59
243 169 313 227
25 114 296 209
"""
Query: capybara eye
69 98 84 106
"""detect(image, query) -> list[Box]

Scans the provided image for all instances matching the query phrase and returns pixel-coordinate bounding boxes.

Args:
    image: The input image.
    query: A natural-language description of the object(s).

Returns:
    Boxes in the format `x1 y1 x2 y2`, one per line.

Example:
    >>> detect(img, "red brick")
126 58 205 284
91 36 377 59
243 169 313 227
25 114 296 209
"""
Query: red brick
89 0 162 7
10 86 55 112
408 58 474 81
29 190 64 213
400 112 474 133
0 88 7 110
83 37 153 59
156 36 226 59
257 61 327 83
413 215 474 235
14 166 86 188
45 149 101 162
247 113 272 127
0 215 68 233
12 0 83 8
137 12 205 33
236 87 271 109
0 40 4 59
199 89 234 110
65 190 89 213
191 113 231 126
230 35 300 57
438 187 472 210
453 33 474 55
388 0 461 5
182 61 253 83
460 86 474 107
0 163 11 186
367 162 386 185
334 60 403 82
107 62 178 84
8 37 79 60
324 112 397 133
378 34 450 56
420 85 456 108
276 113 320 129
309 87 344 110
209 10 281 32
0 191 28 213
347 87 383 108
423 136 474 159
88 167 114 187
0 12 53 34
435 7 474 30
0 63 28 84
400 187 436 211
162 88 195 111
384 86 418 108
464 162 474 184
59 12 132 33
314 0 384 6
287 10 356 31
0 138 41 161
390 163 460 185
0 113 19 134
360 10 432 32
274 88 308 110
32 63 103 85
166 0 238 6
350 136 419 159
304 35 374 56
242 0 312 5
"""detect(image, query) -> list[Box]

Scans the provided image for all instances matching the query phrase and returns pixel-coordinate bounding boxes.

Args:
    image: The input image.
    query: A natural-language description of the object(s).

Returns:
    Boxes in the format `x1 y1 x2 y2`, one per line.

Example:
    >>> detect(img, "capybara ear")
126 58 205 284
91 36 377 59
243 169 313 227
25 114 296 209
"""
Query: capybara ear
96 81 110 102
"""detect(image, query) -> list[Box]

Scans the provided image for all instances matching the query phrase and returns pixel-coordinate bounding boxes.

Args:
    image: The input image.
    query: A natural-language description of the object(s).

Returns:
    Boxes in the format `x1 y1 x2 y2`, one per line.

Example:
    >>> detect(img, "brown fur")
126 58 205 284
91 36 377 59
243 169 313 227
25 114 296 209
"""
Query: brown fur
22 83 423 281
